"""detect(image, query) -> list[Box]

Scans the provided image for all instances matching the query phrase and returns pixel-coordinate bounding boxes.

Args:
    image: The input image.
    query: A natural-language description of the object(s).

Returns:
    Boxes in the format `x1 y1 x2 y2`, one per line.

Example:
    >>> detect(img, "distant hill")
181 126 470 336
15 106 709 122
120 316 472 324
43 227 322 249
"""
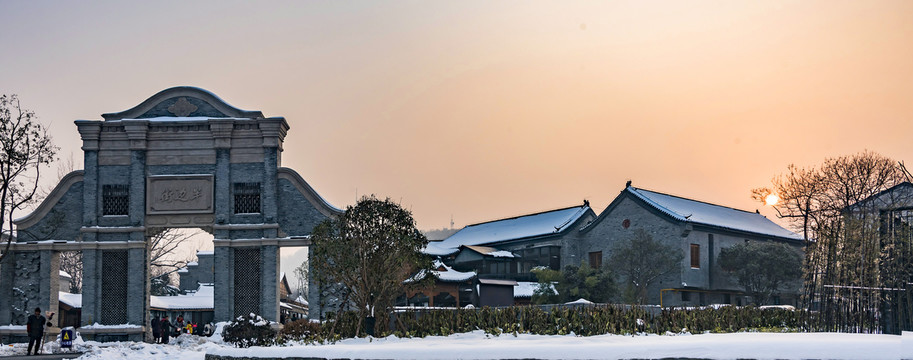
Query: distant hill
423 228 459 241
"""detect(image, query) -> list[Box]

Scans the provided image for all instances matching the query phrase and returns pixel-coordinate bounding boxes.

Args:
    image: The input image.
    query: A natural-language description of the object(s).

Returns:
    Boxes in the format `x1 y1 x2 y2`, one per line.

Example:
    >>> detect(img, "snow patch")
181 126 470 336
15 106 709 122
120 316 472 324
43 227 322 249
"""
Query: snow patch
59 291 82 308
82 323 143 329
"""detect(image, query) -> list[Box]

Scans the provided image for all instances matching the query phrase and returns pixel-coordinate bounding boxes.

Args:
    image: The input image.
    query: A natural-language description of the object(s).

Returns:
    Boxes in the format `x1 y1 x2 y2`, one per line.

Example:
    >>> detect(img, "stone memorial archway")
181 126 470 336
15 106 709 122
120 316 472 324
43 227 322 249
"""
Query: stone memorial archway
0 87 340 341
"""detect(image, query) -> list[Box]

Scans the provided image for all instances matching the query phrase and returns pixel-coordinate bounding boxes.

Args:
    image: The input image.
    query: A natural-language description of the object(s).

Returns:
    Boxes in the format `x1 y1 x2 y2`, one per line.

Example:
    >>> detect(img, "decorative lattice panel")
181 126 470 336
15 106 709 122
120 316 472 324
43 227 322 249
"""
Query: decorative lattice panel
233 182 261 214
101 250 128 324
102 184 130 216
234 248 261 317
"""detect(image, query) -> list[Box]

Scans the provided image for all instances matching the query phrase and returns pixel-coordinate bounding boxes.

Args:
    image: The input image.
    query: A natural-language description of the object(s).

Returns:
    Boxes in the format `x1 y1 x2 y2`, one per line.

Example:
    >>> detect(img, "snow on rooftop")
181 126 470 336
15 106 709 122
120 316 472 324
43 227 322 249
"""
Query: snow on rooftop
426 205 590 255
196 250 214 256
295 296 309 306
59 291 82 308
424 242 461 256
628 187 802 240
463 245 515 258
151 284 214 310
488 250 515 258
187 261 198 266
408 260 477 283
59 270 72 279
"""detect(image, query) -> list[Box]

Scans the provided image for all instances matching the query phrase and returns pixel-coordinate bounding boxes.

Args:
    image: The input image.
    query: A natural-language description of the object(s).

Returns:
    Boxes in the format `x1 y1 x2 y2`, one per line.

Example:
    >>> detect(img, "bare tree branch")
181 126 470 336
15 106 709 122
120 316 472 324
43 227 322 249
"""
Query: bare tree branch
0 94 58 264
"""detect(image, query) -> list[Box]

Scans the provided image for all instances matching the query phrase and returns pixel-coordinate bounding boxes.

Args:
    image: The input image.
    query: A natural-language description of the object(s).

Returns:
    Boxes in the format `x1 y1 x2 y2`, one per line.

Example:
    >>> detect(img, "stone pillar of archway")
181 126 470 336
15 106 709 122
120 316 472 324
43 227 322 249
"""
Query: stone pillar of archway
0 250 60 328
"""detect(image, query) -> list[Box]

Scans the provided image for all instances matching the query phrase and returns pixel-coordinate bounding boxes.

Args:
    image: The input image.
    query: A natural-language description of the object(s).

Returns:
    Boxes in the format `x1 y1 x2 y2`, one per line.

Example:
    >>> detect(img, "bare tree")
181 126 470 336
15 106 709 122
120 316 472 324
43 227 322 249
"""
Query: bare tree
148 228 200 281
293 258 308 302
0 94 58 264
755 150 910 333
59 251 83 293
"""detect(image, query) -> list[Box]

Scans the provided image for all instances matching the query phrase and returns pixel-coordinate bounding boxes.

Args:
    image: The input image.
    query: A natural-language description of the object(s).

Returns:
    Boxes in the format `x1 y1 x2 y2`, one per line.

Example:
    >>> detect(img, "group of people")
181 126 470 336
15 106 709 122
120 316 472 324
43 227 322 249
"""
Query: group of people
151 315 208 343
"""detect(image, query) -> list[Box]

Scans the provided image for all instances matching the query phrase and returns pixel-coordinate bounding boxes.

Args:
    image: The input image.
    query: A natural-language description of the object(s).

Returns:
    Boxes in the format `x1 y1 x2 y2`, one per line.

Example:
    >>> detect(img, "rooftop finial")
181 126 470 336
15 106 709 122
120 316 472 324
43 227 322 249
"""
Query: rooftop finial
583 199 590 207
625 180 632 188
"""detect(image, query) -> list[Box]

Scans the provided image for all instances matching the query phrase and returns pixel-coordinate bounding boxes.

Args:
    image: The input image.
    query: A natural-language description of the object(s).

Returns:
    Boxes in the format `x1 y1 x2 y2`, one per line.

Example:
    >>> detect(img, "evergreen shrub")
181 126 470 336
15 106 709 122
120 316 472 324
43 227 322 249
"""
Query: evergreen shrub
314 305 811 341
222 313 277 348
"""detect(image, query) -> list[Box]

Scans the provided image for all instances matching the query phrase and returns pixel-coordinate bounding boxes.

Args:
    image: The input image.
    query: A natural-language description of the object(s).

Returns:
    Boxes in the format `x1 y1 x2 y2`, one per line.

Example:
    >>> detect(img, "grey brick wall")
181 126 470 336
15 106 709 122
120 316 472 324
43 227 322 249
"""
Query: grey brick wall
16 181 84 242
2 251 59 326
566 195 685 305
277 179 330 237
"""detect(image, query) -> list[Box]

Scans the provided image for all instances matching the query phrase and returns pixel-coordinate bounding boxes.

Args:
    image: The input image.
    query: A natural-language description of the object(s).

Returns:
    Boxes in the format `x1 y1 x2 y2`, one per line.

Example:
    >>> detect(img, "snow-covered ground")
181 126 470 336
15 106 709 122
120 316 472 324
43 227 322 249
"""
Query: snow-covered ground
1 330 911 359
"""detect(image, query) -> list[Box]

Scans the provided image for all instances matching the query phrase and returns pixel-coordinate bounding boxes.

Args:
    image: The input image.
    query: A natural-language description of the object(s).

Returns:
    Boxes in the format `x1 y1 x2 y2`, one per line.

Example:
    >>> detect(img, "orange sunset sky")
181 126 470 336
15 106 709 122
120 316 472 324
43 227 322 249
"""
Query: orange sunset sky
2 0 913 233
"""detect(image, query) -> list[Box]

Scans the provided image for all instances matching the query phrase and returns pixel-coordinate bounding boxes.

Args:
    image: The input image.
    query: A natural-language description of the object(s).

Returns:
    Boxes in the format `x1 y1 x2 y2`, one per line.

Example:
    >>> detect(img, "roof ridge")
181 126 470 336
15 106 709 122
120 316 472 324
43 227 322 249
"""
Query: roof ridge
630 187 760 215
462 204 589 228
626 186 801 240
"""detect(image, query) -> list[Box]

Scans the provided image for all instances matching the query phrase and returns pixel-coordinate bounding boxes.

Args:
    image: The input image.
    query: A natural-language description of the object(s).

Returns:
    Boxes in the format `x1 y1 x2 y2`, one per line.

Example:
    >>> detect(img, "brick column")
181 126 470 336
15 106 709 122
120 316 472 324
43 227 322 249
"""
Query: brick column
307 248 321 320
213 246 232 322
0 252 15 325
260 245 280 322
80 249 99 327
38 250 60 324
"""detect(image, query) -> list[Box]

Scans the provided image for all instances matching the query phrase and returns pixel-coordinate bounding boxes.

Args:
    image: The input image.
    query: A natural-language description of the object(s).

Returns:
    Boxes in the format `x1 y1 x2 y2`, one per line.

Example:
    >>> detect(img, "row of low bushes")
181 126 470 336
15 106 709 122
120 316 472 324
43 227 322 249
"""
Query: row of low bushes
386 305 808 338
223 305 810 347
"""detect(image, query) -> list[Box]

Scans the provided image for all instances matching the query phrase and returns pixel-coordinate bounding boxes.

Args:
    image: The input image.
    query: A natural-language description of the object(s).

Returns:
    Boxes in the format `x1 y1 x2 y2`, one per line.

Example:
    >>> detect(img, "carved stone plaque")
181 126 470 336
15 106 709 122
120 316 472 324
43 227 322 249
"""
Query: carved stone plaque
146 175 214 214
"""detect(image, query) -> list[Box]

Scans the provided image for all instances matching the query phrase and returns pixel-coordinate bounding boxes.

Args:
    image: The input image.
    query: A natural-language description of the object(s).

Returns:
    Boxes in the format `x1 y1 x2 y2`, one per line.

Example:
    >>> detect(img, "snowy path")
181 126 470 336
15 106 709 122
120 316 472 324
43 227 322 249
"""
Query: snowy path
211 331 908 360
4 331 910 359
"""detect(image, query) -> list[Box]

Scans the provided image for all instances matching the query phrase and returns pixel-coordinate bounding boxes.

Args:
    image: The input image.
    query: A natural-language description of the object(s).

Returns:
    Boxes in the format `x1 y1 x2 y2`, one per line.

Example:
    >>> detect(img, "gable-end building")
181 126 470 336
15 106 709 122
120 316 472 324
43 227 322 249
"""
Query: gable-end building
564 183 804 307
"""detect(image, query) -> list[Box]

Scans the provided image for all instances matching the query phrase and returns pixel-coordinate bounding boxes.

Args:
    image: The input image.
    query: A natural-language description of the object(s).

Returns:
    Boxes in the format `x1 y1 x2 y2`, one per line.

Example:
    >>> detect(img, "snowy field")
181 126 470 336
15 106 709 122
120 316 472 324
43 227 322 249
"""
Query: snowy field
2 330 911 359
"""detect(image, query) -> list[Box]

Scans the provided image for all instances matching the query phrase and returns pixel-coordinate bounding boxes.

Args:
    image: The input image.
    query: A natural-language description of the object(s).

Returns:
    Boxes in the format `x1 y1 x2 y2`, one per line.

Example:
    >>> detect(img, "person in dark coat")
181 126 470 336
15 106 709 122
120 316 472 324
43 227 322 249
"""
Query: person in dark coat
26 307 46 355
151 316 161 343
160 316 172 344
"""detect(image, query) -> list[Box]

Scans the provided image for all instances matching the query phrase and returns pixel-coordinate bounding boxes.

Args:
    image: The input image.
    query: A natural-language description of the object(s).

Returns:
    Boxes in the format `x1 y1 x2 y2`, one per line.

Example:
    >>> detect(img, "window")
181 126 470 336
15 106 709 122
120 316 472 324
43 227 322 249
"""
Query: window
681 291 691 302
690 244 700 269
233 182 261 214
588 251 602 268
520 246 561 270
102 184 129 216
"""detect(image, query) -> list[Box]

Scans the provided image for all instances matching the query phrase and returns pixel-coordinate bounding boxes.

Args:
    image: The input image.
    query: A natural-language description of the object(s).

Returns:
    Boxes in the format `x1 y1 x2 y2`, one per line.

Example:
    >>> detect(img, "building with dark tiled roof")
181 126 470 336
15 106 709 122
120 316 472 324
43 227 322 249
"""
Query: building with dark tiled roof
562 183 803 307
422 183 802 307
425 203 597 283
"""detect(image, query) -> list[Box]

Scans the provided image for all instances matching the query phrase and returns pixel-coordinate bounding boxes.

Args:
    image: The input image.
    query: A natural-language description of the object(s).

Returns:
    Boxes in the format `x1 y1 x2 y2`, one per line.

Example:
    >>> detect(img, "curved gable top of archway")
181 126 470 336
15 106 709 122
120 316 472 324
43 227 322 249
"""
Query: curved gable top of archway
101 86 265 120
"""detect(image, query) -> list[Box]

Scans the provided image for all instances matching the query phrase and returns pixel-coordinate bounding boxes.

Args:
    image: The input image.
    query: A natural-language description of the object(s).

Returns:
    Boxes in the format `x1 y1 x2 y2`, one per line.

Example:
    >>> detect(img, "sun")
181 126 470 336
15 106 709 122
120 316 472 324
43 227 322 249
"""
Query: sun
765 193 780 206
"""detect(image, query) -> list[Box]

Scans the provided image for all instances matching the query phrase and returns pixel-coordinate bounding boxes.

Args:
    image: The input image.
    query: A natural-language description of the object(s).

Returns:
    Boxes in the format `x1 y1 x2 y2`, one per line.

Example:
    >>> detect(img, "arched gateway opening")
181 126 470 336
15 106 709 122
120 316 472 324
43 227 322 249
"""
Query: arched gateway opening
0 87 340 341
